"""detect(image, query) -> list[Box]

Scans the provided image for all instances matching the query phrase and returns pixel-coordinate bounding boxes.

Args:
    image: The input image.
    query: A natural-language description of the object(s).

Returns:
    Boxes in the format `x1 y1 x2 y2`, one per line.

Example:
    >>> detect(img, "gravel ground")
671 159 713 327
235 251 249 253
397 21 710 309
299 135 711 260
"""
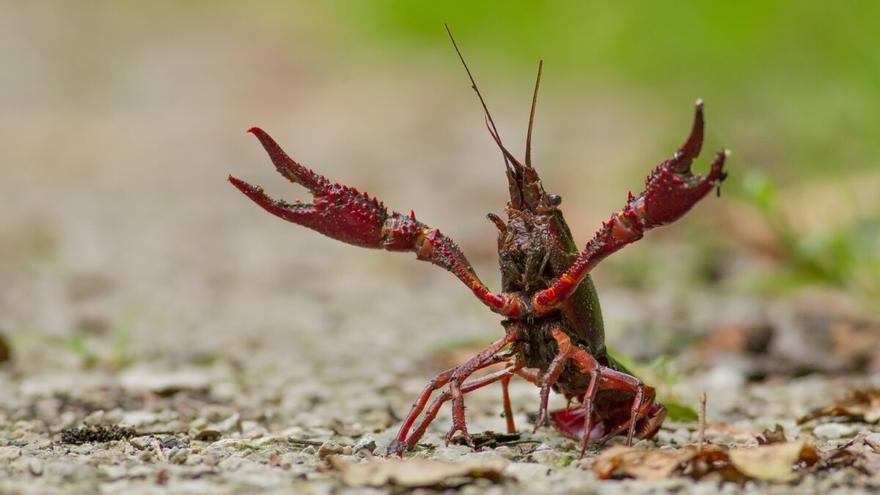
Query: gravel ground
1 177 879 494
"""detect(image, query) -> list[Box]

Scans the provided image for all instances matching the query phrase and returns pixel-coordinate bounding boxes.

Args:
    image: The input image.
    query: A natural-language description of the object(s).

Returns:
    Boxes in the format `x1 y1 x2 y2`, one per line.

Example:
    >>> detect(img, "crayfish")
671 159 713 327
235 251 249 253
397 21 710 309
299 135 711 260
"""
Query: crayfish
229 30 727 457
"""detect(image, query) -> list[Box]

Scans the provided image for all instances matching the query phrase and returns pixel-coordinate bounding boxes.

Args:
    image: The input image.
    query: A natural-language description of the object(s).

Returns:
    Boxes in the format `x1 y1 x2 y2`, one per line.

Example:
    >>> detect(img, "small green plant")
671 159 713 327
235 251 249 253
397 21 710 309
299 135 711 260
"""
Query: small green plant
738 172 880 305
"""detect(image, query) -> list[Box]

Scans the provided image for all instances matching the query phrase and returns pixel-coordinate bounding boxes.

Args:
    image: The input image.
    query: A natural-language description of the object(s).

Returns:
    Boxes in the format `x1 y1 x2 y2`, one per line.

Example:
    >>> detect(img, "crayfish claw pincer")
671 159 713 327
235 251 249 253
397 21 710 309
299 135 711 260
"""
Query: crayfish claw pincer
639 102 728 228
230 128 392 248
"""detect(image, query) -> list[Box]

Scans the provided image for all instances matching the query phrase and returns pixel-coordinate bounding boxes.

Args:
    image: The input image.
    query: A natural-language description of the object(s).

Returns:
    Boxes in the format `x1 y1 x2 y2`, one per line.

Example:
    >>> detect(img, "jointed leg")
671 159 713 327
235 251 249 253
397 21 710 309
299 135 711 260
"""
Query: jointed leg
567 346 602 456
500 374 515 433
445 332 519 445
388 331 519 455
595 368 650 444
396 363 524 452
571 355 650 447
534 327 573 430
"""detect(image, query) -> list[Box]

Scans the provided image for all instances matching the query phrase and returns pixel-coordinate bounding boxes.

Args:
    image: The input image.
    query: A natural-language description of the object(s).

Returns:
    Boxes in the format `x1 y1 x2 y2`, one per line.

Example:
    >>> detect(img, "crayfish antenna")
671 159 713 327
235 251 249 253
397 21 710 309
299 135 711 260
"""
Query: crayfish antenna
525 60 543 168
445 24 527 205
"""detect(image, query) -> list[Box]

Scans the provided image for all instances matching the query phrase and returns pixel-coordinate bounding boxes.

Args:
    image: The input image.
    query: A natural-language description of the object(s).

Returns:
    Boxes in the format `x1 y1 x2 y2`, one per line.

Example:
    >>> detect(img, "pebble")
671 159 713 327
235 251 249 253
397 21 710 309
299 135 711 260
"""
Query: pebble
170 449 189 464
129 436 151 450
352 436 376 454
28 458 43 476
505 462 551 483
813 423 855 439
213 413 241 434
0 446 22 461
864 432 880 453
83 410 106 426
317 441 344 459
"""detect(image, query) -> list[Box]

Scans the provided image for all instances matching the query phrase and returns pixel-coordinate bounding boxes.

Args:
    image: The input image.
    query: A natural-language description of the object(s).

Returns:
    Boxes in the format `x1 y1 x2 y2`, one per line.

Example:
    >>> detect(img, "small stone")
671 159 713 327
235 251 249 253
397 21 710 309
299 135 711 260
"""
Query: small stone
341 446 353 456
865 432 880 453
317 441 344 459
129 436 151 450
194 430 222 442
139 450 153 462
352 436 376 454
302 446 316 455
83 410 106 426
83 410 104 426
170 449 189 464
813 423 855 439
0 447 21 461
28 458 43 476
505 462 550 483
212 413 241 434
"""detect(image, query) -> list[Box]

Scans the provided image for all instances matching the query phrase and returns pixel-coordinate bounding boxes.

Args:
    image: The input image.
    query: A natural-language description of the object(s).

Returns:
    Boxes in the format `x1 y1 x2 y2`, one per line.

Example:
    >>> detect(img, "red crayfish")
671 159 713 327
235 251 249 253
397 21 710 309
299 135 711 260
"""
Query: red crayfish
229 31 727 457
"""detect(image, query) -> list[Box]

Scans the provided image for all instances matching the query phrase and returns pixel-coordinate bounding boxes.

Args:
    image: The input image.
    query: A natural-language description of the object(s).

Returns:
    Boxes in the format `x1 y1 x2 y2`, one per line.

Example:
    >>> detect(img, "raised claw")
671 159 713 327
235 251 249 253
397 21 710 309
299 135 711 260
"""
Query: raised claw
639 101 728 228
231 128 529 317
229 127 390 248
531 102 728 314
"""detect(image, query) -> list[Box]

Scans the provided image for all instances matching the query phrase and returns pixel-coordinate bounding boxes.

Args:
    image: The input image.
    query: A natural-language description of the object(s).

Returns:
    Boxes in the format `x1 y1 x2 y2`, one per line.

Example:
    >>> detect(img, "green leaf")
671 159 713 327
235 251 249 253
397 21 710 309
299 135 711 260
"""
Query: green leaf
664 400 699 422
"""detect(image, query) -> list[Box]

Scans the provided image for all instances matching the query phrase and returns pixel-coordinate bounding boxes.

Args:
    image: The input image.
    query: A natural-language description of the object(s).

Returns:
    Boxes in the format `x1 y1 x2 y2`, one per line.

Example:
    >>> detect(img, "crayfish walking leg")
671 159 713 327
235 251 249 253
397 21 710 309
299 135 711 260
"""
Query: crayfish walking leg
387 330 520 456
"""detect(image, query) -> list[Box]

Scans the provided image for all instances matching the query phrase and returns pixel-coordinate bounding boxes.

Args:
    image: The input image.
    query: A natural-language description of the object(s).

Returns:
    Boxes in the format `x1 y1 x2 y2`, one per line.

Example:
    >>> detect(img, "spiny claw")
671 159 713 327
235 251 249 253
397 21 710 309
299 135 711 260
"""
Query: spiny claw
639 101 728 228
231 128 489 292
230 127 392 248
248 127 327 193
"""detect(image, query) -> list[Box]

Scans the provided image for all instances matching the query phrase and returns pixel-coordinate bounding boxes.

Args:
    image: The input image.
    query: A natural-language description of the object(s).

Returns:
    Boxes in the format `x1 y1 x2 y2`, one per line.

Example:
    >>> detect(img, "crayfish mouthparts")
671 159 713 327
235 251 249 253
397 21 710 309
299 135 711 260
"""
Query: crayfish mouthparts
230 36 727 458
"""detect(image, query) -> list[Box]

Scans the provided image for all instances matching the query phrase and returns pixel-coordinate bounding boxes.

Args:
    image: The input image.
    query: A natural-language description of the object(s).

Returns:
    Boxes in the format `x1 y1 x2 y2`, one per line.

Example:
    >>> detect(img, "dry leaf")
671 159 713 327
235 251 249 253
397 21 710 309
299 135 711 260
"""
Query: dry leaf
330 457 506 488
727 441 818 482
593 445 694 481
593 442 819 483
593 445 728 481
800 388 880 424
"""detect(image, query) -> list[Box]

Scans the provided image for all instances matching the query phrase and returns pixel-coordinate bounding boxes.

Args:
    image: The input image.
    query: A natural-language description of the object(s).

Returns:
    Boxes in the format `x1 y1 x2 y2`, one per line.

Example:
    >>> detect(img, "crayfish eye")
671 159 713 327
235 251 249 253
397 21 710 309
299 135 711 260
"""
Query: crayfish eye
548 194 562 206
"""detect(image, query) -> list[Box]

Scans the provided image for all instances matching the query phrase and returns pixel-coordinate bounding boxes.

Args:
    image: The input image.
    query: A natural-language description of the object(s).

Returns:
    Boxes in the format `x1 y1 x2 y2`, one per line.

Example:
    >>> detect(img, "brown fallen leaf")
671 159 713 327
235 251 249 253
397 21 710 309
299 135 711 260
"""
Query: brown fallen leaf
728 441 819 483
800 388 880 424
593 442 819 483
330 457 506 488
592 445 729 481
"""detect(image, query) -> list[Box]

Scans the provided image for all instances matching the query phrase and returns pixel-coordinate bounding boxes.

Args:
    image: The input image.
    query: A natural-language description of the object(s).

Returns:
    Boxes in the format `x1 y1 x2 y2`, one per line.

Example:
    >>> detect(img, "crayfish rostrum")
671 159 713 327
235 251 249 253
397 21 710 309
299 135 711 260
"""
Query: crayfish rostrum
229 32 728 457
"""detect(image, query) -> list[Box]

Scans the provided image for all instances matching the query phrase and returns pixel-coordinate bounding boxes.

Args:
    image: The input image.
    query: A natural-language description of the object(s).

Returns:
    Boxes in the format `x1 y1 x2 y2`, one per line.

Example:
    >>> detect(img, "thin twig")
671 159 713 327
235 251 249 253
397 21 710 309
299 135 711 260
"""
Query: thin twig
698 391 707 452
287 438 325 447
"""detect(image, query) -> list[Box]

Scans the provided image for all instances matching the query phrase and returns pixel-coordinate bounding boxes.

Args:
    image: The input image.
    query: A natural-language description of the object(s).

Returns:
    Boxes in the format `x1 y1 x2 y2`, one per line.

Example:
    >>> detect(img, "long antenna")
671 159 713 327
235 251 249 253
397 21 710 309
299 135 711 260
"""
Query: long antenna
444 24 512 170
525 60 543 168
